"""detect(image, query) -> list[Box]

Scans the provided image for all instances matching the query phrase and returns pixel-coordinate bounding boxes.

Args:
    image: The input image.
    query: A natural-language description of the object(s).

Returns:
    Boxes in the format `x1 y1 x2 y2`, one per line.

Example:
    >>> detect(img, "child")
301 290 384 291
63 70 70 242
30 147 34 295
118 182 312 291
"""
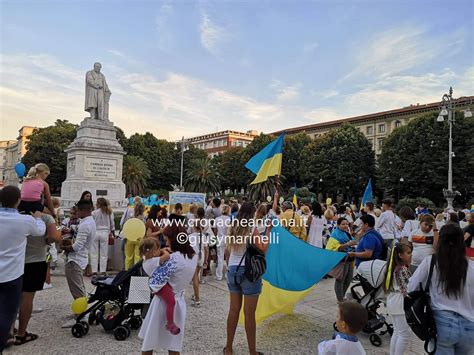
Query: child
18 163 56 220
409 214 437 273
318 301 368 355
139 238 180 335
383 242 413 355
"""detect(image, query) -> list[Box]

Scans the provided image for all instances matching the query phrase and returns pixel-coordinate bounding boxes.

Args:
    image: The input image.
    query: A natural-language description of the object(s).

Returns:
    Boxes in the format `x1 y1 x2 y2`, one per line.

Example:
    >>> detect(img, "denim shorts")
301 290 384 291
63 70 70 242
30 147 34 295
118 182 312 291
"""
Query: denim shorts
227 265 262 296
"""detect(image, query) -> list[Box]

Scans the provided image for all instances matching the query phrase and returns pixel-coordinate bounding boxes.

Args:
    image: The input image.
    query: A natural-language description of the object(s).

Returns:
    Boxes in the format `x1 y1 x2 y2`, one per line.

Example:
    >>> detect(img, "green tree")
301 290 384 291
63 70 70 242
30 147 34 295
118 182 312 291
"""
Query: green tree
22 120 77 193
123 155 150 195
247 175 284 203
212 147 248 192
378 112 474 206
282 133 312 189
184 157 221 194
301 124 375 201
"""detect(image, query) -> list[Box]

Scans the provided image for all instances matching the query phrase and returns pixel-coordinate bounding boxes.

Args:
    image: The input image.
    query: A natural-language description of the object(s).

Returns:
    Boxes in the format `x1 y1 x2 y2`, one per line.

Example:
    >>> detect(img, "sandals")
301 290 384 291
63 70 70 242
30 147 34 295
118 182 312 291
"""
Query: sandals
14 332 39 345
191 295 201 307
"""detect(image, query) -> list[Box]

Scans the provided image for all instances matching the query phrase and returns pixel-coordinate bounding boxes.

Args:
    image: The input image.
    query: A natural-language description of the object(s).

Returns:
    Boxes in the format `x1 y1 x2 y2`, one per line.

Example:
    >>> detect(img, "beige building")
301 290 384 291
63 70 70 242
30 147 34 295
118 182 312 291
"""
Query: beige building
271 96 473 155
0 140 16 187
2 126 36 186
188 130 259 157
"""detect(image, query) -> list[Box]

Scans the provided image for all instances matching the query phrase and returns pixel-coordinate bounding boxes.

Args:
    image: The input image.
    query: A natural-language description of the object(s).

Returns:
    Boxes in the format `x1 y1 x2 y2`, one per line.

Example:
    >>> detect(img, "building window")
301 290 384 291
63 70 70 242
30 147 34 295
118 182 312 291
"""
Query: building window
214 141 217 147
368 138 374 148
366 126 373 135
238 141 243 147
395 120 402 128
378 138 384 149
379 123 385 133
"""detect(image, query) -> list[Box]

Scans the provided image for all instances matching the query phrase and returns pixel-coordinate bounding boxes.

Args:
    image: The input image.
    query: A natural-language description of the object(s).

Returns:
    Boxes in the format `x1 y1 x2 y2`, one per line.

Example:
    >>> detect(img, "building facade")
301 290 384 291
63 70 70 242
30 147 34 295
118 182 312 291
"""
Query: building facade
0 140 16 187
2 126 36 187
271 96 473 155
187 130 259 157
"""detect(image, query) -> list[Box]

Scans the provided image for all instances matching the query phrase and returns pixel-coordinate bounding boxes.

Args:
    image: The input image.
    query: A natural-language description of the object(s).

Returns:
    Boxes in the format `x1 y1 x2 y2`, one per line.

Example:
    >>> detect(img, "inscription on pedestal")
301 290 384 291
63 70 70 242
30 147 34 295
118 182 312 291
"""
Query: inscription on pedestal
84 157 117 179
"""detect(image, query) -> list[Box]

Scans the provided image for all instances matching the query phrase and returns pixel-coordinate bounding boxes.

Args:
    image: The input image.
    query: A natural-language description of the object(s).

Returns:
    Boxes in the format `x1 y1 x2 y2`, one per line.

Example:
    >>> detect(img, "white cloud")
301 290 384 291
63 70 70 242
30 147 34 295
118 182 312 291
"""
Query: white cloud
277 85 300 101
340 25 466 82
303 42 319 53
108 49 125 58
200 12 225 54
312 89 339 100
304 107 341 122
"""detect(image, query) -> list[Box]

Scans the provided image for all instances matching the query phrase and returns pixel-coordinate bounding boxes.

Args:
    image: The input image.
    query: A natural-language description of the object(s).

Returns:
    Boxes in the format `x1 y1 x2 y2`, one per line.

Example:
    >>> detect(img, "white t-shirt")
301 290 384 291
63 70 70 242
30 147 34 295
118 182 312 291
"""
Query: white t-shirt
215 215 230 248
318 334 366 355
67 215 96 269
408 255 474 322
401 219 419 239
0 208 46 283
376 210 398 240
409 228 435 266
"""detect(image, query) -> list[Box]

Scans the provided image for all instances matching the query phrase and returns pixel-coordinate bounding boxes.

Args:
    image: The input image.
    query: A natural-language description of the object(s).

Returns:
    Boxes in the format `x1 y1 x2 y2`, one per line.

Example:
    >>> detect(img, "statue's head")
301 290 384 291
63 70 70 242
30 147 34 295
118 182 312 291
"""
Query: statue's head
93 62 102 73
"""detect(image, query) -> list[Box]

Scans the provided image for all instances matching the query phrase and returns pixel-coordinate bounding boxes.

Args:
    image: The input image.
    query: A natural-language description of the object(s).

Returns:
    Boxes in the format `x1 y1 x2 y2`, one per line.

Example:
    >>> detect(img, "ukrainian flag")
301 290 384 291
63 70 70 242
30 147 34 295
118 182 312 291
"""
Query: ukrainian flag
240 226 346 325
245 134 284 185
360 178 373 210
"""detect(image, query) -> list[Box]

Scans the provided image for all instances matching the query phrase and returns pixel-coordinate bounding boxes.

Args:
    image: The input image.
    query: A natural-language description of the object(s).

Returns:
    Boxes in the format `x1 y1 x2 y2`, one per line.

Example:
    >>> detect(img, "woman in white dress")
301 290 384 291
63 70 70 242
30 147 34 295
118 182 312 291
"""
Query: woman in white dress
307 201 325 248
139 224 197 355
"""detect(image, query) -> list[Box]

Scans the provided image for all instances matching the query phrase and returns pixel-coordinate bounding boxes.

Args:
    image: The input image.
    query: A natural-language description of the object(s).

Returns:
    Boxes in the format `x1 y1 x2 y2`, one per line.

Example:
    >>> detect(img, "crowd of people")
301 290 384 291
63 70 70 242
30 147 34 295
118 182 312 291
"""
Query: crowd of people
1 162 473 355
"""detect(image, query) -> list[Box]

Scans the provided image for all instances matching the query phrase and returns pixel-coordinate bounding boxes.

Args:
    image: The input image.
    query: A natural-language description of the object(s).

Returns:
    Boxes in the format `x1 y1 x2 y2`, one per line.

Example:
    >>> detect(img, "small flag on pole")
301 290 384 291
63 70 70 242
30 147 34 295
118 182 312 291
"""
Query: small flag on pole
361 178 373 209
292 184 298 208
245 135 284 185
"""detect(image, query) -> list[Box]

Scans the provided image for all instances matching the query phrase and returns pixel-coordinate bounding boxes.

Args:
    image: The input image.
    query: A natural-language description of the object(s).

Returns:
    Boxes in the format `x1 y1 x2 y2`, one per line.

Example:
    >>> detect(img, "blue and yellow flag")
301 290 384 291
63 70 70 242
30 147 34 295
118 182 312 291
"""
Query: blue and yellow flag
240 226 345 325
360 178 373 209
245 135 284 184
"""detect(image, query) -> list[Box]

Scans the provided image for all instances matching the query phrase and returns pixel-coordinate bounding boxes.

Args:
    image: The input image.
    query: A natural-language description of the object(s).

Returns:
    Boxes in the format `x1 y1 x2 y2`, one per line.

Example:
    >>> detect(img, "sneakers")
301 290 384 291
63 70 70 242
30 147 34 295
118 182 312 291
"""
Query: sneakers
43 283 53 290
61 319 77 328
165 322 181 335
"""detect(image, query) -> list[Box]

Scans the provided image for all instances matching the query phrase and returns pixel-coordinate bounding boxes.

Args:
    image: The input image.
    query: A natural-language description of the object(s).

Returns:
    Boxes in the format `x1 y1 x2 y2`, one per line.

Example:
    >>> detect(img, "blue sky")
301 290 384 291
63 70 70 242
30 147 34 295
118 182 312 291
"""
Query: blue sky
1 0 473 140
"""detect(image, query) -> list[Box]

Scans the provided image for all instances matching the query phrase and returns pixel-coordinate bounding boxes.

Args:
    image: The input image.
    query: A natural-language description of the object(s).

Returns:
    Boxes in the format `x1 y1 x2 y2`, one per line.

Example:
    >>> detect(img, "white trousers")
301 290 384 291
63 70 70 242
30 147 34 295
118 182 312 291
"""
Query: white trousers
390 314 411 355
215 244 226 280
90 229 109 273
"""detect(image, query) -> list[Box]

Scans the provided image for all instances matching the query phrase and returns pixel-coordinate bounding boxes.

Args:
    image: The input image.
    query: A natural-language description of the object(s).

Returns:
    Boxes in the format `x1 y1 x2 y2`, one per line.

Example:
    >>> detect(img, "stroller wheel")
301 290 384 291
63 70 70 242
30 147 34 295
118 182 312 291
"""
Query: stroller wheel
80 321 90 335
369 333 382 347
129 316 142 330
71 323 86 338
114 326 129 341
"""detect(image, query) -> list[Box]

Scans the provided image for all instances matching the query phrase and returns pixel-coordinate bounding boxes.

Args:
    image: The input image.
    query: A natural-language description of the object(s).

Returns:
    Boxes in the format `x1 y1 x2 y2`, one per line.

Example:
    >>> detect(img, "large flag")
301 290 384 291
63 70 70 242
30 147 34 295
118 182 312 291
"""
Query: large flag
245 134 284 184
240 226 345 325
360 178 373 209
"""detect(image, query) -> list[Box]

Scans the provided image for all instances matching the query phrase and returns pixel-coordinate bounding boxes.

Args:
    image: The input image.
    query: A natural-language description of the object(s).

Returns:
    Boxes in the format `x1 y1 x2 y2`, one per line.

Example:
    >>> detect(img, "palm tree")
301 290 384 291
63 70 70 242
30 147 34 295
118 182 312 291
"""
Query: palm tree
247 175 285 202
184 157 221 194
122 155 150 196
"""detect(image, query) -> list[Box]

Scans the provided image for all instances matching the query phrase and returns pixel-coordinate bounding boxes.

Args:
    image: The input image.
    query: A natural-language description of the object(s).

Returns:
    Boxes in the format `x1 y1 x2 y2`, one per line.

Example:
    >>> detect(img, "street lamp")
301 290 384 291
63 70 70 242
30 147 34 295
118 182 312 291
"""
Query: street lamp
175 136 189 191
436 87 470 209
398 177 404 202
317 178 323 202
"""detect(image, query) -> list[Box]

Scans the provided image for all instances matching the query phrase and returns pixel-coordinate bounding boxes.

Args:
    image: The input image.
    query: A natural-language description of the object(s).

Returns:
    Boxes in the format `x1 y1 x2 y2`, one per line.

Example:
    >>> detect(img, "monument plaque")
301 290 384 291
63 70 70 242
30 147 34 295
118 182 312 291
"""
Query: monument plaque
84 157 117 179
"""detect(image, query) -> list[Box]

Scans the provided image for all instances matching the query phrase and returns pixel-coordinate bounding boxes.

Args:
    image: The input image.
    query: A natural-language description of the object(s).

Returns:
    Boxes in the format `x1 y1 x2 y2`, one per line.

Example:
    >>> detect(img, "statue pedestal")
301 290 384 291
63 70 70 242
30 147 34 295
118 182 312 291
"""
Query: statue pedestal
61 118 126 209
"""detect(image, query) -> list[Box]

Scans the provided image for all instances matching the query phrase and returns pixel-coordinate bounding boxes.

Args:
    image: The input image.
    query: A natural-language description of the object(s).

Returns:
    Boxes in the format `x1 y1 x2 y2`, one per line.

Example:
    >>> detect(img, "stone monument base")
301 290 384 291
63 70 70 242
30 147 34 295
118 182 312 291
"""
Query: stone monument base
61 118 126 209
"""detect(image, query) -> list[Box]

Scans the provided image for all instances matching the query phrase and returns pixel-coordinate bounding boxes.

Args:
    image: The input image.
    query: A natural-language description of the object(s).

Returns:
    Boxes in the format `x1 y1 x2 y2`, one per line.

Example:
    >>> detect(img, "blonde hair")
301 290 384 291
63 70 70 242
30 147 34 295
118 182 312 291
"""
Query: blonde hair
324 208 334 220
435 213 445 222
221 204 231 216
301 205 310 215
139 238 158 257
255 204 267 220
134 202 145 218
52 197 61 208
25 163 50 180
96 197 112 215
374 208 382 217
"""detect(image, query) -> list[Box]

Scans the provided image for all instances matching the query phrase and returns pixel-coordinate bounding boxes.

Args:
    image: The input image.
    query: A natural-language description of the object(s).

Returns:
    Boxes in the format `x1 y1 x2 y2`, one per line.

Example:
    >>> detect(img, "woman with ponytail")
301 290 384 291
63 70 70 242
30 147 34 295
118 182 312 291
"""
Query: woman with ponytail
383 242 412 355
408 224 474 354
19 163 55 219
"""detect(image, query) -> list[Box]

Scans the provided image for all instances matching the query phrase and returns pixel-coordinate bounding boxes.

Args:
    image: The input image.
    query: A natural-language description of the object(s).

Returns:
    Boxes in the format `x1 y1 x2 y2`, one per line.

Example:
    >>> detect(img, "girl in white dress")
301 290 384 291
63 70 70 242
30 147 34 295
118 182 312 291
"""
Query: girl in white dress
139 225 197 355
307 201 325 248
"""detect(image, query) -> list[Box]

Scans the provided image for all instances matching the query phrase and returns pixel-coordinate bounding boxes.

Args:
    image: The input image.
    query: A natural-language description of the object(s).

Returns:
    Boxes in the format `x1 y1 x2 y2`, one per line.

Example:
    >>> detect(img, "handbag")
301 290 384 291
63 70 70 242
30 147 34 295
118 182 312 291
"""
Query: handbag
128 276 151 304
328 257 348 280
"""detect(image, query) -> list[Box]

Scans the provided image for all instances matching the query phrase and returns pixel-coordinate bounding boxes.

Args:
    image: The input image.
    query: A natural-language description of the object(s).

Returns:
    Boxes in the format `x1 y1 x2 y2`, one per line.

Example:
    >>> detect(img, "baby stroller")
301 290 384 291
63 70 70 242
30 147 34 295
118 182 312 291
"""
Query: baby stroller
349 259 393 347
71 261 147 341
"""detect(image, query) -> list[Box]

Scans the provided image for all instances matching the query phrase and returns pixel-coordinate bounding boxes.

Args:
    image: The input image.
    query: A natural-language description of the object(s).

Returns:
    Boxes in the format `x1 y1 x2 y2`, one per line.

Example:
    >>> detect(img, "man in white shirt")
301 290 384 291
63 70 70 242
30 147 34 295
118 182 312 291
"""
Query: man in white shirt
375 199 399 246
61 199 96 301
0 186 46 351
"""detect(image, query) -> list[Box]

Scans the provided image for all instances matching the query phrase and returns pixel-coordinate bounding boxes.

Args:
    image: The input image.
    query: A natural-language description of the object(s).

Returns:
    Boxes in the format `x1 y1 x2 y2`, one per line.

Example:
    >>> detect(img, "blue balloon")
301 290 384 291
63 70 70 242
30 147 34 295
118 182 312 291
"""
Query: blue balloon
15 163 26 178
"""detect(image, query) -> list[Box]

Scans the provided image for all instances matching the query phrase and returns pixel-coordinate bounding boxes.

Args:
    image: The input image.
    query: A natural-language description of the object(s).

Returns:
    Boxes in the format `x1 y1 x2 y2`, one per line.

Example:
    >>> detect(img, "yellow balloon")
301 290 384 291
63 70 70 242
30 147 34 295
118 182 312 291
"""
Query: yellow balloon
71 297 88 315
326 197 332 206
123 218 146 242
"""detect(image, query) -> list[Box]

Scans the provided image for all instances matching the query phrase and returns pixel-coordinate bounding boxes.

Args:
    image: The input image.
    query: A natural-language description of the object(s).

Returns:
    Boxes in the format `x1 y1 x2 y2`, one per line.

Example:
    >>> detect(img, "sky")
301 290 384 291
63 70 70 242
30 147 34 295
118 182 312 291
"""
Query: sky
1 0 473 141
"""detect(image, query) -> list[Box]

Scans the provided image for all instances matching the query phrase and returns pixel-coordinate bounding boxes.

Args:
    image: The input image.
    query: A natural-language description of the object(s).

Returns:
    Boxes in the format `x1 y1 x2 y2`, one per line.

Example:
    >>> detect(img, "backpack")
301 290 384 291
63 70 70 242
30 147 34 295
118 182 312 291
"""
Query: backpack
404 255 437 354
235 241 267 284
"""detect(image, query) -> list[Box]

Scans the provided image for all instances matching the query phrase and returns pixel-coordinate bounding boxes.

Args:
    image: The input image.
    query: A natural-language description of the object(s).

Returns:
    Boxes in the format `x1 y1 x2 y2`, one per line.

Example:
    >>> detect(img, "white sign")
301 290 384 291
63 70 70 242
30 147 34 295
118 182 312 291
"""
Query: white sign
84 157 116 179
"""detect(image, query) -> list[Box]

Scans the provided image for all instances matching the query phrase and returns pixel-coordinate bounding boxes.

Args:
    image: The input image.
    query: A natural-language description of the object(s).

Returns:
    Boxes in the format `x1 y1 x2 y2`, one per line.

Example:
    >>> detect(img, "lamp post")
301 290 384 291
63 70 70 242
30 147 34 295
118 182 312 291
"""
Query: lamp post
175 136 189 191
317 178 323 202
398 177 404 202
436 87 471 209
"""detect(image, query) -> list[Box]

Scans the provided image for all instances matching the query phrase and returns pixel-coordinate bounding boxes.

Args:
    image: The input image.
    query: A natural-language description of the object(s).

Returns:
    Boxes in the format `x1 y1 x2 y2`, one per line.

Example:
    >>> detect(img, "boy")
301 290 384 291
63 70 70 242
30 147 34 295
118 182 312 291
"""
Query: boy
318 301 368 355
61 200 95 322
